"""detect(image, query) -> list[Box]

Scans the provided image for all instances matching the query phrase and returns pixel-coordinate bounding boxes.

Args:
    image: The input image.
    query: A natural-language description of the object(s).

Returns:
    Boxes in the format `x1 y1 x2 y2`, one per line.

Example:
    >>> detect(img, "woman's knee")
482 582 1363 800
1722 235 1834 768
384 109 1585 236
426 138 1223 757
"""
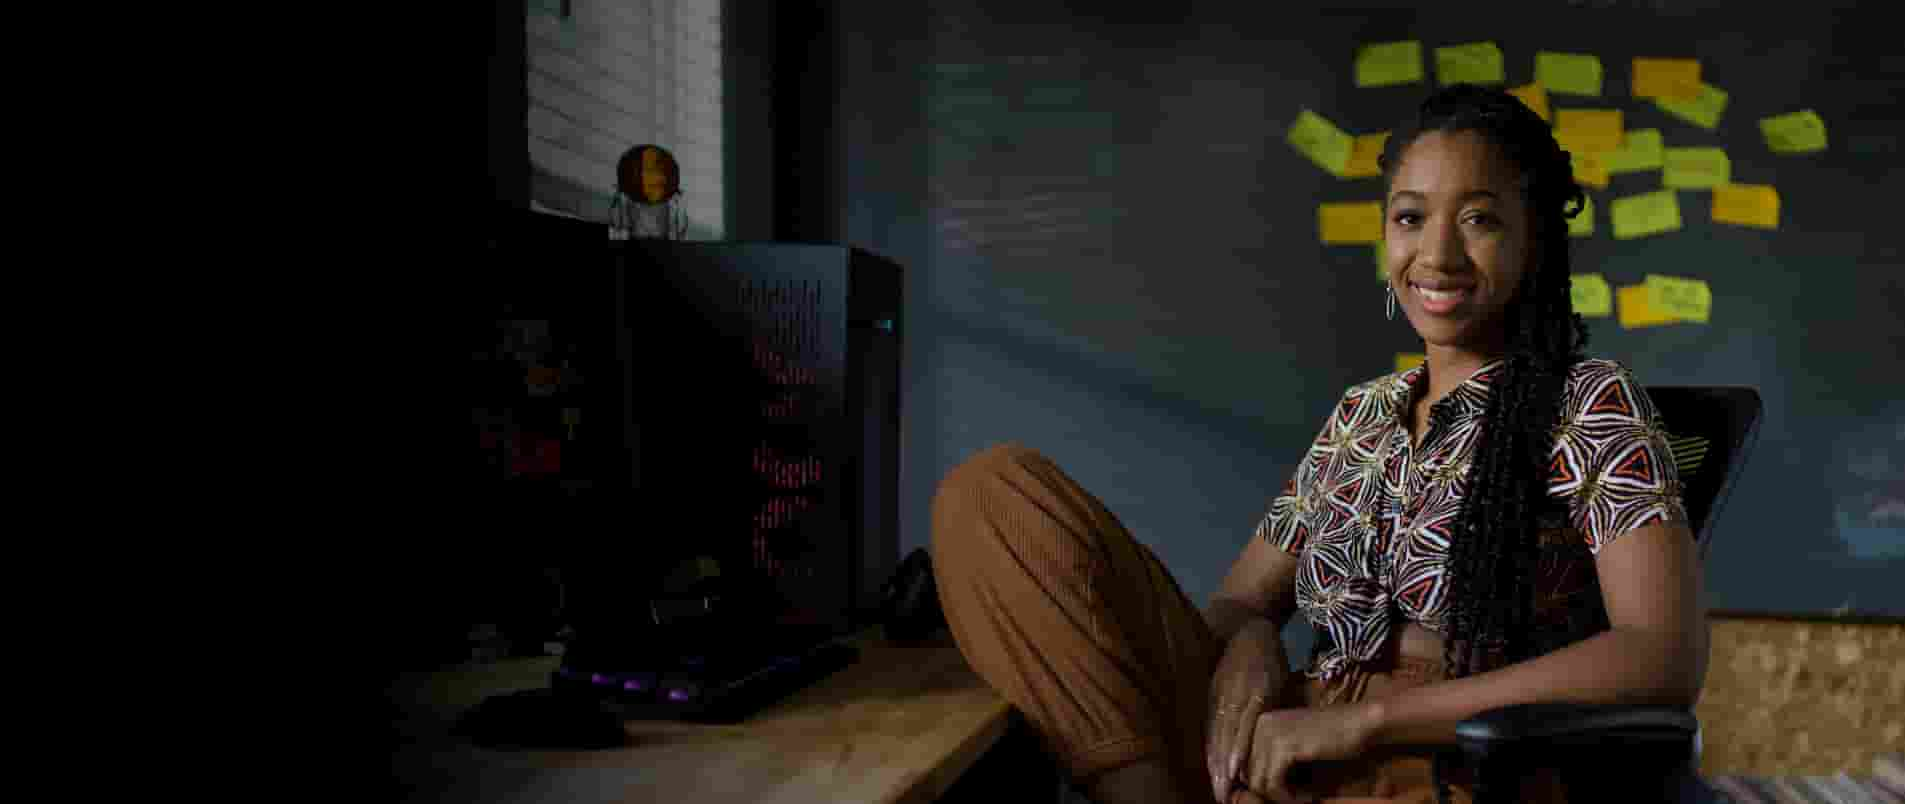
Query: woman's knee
931 442 1074 560
942 441 1043 485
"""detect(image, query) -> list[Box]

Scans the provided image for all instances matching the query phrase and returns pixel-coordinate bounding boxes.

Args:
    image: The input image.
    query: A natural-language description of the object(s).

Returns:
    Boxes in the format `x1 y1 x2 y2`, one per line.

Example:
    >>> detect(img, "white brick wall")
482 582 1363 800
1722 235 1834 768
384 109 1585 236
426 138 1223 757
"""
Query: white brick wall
527 0 722 239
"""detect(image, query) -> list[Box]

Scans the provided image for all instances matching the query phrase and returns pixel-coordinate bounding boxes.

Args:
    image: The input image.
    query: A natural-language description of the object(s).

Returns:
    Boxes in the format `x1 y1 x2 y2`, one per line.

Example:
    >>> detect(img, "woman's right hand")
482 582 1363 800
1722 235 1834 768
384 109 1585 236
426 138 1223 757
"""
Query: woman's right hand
1205 616 1292 802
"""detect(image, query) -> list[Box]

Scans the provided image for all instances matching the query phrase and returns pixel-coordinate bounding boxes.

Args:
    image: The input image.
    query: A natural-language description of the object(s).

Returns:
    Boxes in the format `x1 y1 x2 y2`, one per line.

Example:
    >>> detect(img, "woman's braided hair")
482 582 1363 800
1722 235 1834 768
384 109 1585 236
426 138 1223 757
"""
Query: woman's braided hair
1376 83 1591 683
1375 81 1592 804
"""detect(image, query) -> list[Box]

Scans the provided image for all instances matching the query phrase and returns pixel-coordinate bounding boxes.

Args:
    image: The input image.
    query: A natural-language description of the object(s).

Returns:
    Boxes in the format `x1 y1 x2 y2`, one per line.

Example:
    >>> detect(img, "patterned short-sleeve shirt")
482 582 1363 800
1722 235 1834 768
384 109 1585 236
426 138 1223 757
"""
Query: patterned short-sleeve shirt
1255 357 1688 680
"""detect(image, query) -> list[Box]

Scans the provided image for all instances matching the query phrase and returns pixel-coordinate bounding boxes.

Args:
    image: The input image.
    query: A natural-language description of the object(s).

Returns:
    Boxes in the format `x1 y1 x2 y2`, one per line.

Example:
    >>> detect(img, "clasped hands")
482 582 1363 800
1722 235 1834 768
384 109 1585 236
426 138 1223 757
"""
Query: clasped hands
1206 622 1381 804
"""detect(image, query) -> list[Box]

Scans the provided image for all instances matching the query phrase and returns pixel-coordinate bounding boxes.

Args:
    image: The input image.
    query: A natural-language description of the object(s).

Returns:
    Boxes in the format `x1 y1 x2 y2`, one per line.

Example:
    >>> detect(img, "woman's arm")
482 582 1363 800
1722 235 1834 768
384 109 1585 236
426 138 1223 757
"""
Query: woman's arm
1362 518 1709 748
1206 533 1302 643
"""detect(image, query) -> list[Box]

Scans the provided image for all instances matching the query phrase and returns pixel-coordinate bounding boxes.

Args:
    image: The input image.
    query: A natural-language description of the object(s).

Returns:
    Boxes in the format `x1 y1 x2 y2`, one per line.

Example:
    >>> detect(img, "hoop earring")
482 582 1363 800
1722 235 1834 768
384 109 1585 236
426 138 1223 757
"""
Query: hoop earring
1386 285 1396 320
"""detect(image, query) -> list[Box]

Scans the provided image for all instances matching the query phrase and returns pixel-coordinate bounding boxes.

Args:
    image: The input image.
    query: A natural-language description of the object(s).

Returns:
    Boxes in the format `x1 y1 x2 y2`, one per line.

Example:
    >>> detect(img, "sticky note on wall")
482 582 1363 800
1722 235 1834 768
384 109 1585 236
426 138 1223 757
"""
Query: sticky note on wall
1344 132 1390 178
1572 150 1610 189
1509 83 1551 121
1556 109 1625 154
1319 201 1384 244
1611 190 1682 239
1605 129 1664 174
1663 147 1730 189
1569 194 1596 238
1288 109 1354 176
1631 58 1701 101
1654 83 1728 129
1375 239 1388 280
1356 41 1424 87
1570 273 1613 317
1535 52 1603 96
1645 274 1713 323
1435 42 1505 85
1617 284 1676 329
1711 183 1780 229
1396 353 1426 373
1760 110 1828 154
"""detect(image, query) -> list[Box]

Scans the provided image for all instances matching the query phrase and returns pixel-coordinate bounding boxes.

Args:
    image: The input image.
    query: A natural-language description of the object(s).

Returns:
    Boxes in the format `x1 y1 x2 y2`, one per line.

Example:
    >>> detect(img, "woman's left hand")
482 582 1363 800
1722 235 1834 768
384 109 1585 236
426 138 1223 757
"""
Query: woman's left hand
1233 701 1382 804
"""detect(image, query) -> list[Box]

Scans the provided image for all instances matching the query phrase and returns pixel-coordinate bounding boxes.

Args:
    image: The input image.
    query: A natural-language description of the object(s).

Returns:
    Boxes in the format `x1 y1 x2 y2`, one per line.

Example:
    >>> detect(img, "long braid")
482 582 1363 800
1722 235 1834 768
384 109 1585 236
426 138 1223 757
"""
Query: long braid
1377 84 1589 803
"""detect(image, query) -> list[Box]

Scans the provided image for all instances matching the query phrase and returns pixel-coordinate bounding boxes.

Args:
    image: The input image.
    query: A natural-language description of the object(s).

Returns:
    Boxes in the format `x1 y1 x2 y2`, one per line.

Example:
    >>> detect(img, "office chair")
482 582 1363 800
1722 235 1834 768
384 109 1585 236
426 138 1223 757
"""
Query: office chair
1454 385 1764 804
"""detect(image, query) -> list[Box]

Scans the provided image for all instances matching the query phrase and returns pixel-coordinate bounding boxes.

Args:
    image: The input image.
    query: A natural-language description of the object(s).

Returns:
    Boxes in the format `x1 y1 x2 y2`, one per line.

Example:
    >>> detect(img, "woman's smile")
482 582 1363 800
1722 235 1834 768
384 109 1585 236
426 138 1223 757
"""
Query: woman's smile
1409 278 1475 314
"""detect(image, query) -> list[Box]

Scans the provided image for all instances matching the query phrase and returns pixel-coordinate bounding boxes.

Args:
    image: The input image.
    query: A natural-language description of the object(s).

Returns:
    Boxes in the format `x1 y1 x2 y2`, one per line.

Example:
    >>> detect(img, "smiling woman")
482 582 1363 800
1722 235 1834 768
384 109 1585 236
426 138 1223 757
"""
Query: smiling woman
926 83 1707 804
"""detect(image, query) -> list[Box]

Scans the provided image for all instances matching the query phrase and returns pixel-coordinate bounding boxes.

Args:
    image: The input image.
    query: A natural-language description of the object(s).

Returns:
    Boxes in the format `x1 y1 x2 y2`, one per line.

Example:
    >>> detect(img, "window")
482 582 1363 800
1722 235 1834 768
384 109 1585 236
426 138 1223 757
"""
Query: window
525 0 722 239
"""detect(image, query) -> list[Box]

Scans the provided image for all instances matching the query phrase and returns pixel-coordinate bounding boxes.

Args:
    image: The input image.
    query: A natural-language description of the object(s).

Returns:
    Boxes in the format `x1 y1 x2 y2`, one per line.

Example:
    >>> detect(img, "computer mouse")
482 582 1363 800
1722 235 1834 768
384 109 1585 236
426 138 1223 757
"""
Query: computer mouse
453 688 628 750
878 548 946 643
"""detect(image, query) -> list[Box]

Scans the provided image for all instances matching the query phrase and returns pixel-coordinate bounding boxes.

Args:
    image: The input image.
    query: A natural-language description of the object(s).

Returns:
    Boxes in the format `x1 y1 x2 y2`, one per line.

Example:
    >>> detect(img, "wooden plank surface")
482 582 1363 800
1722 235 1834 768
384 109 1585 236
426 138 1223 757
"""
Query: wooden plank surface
389 628 1014 804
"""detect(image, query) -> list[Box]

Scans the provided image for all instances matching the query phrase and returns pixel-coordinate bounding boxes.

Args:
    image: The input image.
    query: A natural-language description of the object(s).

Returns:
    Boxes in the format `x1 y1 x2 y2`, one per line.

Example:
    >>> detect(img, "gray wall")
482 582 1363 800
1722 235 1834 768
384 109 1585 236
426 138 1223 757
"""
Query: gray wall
770 0 1905 635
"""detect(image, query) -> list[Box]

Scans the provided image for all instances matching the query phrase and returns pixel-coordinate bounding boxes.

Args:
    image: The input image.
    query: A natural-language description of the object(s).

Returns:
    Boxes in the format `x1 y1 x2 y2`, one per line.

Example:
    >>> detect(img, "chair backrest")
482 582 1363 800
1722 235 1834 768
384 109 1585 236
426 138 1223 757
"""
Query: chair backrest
1645 386 1763 560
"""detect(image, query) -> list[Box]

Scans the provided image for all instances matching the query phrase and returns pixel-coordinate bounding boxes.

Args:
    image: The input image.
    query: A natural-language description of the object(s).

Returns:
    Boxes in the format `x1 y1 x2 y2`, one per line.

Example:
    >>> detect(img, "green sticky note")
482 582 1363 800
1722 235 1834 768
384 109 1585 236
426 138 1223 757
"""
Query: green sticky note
1663 147 1730 189
1535 51 1603 96
1435 42 1505 85
1644 274 1713 323
1605 129 1665 174
1287 109 1354 176
1654 82 1728 130
1612 190 1682 239
1570 273 1613 317
1356 41 1425 88
1760 110 1828 154
1569 193 1596 238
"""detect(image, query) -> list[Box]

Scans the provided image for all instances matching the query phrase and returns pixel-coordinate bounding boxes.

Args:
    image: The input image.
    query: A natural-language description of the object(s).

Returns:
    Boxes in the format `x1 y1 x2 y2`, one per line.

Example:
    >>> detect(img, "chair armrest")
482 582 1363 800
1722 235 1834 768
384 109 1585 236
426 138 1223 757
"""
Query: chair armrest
1456 702 1697 754
1454 704 1702 804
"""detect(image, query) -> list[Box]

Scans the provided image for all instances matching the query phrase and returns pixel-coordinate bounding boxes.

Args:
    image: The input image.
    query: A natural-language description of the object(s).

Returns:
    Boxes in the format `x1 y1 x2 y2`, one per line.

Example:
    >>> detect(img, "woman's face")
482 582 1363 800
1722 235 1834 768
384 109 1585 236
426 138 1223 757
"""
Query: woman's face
1383 129 1535 355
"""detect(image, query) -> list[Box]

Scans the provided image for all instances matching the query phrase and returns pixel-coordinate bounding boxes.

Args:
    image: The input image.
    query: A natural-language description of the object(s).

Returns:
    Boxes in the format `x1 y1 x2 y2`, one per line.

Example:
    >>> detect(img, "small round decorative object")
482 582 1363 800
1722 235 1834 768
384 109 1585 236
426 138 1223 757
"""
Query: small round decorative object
609 144 687 239
617 144 680 205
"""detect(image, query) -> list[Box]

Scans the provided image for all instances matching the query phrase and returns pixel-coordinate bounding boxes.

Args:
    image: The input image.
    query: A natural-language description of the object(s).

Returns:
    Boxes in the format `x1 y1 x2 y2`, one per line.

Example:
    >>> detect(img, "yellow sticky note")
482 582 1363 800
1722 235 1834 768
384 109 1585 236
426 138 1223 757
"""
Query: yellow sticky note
1631 58 1702 101
1396 353 1426 373
1556 109 1625 154
1508 82 1550 122
1760 110 1828 154
1288 109 1354 176
1605 128 1665 174
1570 273 1613 317
1569 194 1596 238
1663 147 1730 189
1618 284 1677 329
1375 239 1388 280
1535 52 1603 96
1319 201 1384 244
1645 274 1713 324
1356 41 1424 88
1611 190 1682 239
1571 150 1609 190
1654 82 1728 130
1711 183 1780 229
1343 132 1391 178
1435 42 1505 85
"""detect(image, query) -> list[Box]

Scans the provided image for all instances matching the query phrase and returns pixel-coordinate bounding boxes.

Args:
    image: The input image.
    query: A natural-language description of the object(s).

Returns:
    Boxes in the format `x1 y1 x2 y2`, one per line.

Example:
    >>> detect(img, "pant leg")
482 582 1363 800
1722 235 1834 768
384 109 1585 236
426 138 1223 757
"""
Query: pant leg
929 442 1222 790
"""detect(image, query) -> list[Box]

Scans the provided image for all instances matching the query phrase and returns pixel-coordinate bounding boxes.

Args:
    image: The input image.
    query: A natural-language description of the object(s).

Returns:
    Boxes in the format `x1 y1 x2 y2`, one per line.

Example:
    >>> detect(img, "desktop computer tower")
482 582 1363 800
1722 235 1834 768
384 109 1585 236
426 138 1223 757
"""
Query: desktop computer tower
458 209 902 671
612 241 903 637
459 211 905 721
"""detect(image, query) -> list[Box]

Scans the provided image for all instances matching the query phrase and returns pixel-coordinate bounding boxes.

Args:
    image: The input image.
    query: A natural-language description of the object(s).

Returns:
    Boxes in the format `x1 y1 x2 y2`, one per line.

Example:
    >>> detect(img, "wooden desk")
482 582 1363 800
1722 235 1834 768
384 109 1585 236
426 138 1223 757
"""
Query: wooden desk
388 628 1016 804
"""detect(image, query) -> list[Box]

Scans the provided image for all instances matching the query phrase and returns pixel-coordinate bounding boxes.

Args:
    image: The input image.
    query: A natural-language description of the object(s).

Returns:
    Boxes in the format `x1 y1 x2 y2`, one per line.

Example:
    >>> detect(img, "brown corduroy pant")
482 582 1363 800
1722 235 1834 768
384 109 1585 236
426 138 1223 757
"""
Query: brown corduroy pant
930 442 1538 803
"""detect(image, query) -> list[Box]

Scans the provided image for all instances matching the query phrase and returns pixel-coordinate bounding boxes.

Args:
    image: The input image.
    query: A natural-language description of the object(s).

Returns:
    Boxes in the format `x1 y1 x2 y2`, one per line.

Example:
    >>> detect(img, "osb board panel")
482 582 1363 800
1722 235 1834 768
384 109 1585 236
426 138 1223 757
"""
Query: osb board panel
1697 617 1905 777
